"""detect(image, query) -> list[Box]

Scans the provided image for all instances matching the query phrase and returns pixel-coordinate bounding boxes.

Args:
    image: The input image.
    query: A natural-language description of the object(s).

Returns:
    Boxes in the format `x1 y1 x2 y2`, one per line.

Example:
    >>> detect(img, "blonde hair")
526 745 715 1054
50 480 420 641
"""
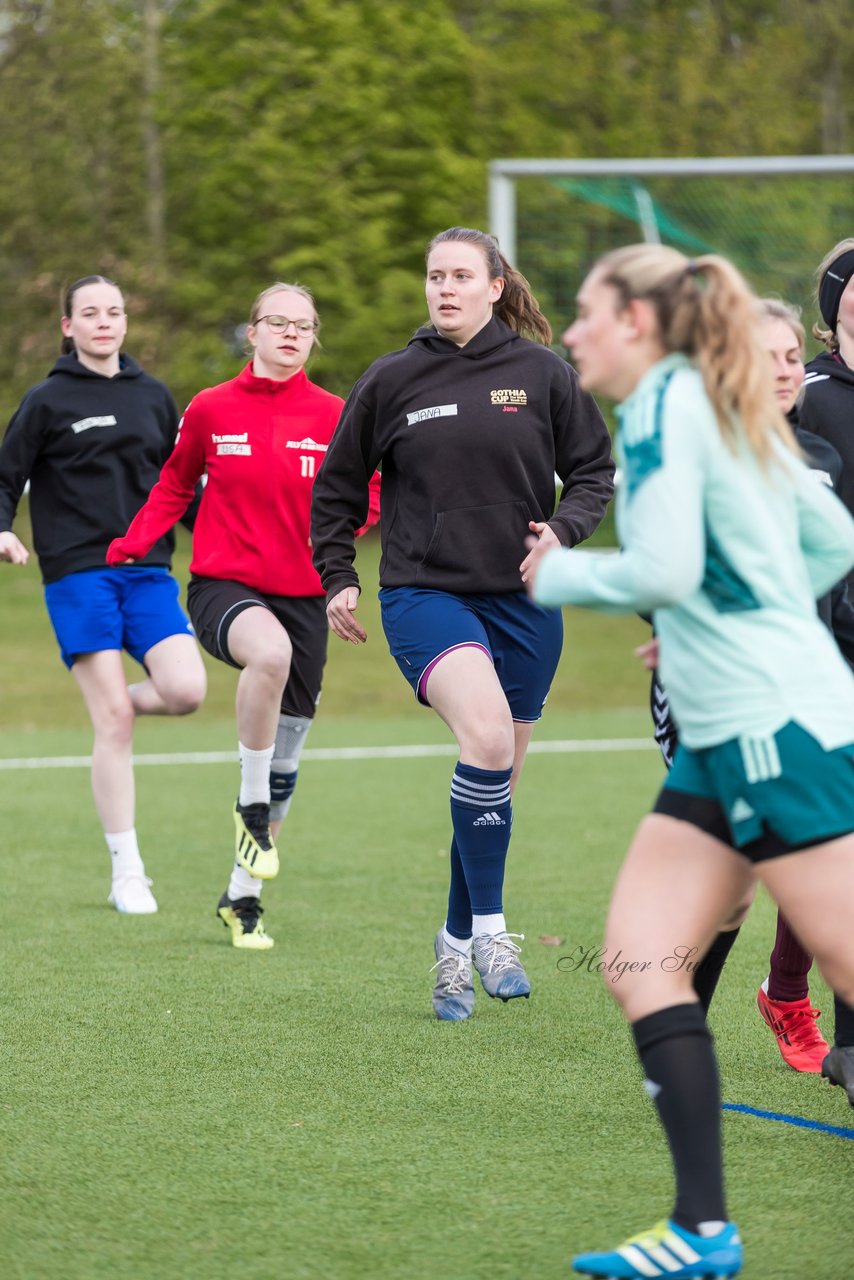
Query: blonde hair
759 297 806 356
249 282 317 326
813 238 854 351
595 244 798 462
426 227 552 344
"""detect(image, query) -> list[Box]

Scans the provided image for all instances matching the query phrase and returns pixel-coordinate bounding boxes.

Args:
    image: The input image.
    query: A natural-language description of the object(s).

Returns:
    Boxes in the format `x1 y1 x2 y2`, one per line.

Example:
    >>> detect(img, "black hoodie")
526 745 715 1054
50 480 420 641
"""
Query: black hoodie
311 317 614 599
0 353 185 584
800 350 854 581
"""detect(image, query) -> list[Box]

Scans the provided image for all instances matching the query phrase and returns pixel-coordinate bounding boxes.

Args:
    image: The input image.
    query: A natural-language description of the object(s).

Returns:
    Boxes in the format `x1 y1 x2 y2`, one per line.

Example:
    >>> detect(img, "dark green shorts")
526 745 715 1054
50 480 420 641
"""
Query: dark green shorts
655 721 854 863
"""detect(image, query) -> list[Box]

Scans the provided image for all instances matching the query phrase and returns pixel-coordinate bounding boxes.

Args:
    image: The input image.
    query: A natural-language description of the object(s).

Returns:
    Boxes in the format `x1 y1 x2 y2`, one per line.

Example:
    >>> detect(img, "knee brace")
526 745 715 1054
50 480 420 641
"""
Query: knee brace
269 714 312 821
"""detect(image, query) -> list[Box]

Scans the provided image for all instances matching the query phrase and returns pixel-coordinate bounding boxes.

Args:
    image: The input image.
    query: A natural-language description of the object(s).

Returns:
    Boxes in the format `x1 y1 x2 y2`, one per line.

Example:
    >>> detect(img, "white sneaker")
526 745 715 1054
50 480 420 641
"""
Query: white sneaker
108 874 158 914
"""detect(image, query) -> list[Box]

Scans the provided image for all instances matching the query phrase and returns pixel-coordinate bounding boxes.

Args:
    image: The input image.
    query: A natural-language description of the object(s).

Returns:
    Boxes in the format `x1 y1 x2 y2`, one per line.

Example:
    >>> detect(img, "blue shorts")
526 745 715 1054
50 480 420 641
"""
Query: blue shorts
44 567 192 669
655 721 854 862
379 586 563 722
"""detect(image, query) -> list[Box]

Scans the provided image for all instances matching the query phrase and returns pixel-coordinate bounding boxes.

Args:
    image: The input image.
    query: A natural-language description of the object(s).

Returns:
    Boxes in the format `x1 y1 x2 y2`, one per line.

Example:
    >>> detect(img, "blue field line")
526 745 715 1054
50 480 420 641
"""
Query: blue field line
723 1101 854 1140
0 737 659 771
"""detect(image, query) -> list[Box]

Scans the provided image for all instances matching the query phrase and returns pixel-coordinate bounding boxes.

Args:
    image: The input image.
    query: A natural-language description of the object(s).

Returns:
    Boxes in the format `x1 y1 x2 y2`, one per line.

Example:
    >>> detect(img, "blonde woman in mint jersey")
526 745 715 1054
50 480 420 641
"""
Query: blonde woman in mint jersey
525 245 854 1280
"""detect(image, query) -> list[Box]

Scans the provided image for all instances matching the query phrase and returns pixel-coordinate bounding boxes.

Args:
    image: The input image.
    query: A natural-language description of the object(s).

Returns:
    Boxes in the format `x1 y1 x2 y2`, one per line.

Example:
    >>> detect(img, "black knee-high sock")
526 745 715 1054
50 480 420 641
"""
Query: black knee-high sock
632 1003 726 1232
834 994 854 1047
692 927 741 1015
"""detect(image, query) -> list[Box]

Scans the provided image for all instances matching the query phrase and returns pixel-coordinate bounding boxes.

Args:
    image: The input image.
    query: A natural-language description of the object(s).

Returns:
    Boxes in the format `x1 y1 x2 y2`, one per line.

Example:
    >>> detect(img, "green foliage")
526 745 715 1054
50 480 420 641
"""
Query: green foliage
0 1 852 411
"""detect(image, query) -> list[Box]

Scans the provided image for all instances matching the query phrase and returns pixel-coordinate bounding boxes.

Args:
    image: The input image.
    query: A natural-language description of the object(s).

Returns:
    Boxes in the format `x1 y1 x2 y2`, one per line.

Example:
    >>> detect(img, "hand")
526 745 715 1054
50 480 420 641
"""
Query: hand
106 538 135 566
326 585 367 644
0 530 28 565
634 637 660 670
520 520 561 590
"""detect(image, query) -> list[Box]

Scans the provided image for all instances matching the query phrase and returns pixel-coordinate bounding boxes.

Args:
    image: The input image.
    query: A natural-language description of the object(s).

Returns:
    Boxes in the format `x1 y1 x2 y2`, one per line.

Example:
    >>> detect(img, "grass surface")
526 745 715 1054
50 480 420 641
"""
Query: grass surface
1 505 852 1278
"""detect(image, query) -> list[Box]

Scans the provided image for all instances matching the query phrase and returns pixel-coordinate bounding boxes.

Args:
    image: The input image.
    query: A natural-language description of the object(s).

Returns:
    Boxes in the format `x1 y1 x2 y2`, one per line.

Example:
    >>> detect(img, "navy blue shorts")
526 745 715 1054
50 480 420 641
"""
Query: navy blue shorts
44 567 192 669
379 586 563 722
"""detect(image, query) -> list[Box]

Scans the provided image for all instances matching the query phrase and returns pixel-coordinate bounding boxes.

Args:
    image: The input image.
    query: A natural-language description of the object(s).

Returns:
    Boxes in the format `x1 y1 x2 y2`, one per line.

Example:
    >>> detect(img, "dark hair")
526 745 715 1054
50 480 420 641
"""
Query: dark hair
425 227 552 344
61 275 124 354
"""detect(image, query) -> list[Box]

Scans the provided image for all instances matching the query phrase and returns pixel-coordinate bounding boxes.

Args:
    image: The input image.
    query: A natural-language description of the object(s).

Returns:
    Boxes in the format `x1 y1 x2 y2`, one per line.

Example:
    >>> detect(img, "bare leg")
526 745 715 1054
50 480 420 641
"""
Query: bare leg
72 650 137 832
129 633 207 716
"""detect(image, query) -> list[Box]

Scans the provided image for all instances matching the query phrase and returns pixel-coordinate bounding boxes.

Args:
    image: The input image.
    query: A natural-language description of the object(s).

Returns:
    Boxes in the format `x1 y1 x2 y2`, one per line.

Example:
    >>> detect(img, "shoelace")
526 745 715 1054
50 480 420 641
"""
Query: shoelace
429 950 471 994
478 932 525 973
113 873 154 890
238 803 274 849
230 896 265 931
777 1004 824 1048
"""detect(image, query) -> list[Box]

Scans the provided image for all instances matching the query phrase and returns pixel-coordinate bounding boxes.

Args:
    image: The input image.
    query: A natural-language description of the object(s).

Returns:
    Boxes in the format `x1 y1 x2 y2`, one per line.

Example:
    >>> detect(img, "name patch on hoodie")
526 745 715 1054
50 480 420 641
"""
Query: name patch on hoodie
213 431 251 456
71 415 117 434
406 403 457 426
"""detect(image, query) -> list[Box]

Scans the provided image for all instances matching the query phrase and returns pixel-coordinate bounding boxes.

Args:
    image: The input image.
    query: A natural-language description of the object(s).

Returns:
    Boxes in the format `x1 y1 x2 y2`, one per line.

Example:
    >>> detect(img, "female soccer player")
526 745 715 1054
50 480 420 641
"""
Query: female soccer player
109 283 379 949
800 238 854 592
527 246 854 1278
310 226 614 1019
0 275 207 914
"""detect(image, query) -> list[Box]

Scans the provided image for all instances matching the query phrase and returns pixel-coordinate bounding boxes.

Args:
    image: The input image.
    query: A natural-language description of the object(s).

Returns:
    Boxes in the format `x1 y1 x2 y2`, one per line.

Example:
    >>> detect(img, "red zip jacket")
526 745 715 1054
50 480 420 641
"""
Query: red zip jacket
108 363 380 596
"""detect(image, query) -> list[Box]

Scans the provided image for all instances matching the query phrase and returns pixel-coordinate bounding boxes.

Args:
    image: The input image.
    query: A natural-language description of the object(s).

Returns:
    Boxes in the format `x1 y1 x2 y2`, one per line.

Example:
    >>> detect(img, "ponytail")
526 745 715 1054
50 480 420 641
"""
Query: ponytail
597 244 798 463
426 227 552 345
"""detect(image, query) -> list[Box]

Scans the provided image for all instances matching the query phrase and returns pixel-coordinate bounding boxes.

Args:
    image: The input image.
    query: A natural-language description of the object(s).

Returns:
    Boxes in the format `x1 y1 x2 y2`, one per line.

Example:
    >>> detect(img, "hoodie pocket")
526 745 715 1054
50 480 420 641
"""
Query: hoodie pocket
418 500 533 583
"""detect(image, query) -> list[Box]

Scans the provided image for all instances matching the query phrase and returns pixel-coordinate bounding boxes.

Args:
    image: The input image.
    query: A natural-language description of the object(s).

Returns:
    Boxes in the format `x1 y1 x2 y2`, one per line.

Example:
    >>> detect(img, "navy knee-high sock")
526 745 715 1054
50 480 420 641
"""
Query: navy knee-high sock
633 1003 727 1232
445 837 473 942
449 762 512 923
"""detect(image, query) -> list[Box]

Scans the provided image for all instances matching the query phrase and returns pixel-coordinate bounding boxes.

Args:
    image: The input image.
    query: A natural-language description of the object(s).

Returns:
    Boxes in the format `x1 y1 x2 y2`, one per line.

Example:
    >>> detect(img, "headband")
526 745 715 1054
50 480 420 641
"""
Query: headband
818 248 854 332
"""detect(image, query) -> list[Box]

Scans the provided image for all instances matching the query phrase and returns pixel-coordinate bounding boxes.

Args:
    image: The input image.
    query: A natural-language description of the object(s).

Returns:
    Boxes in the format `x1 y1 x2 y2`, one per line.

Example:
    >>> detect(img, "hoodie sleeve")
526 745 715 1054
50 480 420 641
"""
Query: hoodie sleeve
310 376 382 599
107 395 207 565
547 366 615 547
0 391 47 532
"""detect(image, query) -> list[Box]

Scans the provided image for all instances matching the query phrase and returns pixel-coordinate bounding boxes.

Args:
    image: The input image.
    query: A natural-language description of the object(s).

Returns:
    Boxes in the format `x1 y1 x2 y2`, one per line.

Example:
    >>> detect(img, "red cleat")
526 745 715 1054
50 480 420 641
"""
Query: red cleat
757 982 829 1072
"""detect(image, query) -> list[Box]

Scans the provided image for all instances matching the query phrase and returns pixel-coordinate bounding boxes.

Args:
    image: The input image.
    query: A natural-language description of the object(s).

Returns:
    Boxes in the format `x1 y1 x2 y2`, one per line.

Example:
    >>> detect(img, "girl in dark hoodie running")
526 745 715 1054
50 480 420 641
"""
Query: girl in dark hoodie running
310 226 614 1020
801 237 854 593
0 276 206 915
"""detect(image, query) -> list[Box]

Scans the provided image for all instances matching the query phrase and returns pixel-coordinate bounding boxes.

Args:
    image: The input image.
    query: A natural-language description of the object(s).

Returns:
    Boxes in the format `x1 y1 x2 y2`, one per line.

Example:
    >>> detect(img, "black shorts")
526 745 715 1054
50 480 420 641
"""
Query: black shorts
186 576 328 720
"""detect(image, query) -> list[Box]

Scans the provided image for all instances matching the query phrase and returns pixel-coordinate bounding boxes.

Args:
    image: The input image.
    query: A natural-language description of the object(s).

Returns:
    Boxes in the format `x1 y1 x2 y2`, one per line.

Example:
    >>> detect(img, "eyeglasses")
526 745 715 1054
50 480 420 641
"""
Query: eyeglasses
256 315 316 335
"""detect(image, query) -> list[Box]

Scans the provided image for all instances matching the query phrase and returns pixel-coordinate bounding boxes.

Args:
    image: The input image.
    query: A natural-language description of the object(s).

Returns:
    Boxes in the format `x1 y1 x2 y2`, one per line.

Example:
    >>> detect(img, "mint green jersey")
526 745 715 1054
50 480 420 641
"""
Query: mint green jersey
534 354 854 748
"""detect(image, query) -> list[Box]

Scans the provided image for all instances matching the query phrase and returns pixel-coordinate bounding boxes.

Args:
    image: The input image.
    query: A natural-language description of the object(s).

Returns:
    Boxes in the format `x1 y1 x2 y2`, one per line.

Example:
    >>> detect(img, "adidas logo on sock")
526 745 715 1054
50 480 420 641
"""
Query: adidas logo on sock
473 811 506 826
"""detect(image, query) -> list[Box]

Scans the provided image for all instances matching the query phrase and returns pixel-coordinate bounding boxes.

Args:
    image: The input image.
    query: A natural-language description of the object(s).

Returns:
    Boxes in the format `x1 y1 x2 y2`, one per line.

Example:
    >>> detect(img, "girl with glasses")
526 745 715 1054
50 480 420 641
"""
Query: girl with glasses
526 245 854 1279
109 283 380 948
0 275 207 915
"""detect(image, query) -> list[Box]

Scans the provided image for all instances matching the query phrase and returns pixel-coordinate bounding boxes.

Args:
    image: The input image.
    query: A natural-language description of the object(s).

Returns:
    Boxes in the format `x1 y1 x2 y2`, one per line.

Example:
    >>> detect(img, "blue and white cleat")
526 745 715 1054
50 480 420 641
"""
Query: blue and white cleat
430 930 475 1021
572 1219 742 1278
471 931 531 1001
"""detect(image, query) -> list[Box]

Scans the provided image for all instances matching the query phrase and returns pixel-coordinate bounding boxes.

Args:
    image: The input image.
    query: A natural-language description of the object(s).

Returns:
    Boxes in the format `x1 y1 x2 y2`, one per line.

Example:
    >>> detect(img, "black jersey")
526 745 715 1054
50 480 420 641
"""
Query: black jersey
0 353 184 584
311 316 614 600
800 350 854 591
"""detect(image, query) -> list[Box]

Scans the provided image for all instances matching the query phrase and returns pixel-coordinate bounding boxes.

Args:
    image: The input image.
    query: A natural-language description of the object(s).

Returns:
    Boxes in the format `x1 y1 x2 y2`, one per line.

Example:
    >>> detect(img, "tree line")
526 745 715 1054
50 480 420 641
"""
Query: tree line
0 0 850 411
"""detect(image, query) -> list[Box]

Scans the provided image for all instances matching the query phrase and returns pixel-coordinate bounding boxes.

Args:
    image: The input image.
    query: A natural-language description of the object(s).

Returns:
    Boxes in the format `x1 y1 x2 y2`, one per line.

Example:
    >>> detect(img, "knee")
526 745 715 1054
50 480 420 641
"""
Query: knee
161 670 207 716
252 636 293 688
464 721 515 771
95 698 136 745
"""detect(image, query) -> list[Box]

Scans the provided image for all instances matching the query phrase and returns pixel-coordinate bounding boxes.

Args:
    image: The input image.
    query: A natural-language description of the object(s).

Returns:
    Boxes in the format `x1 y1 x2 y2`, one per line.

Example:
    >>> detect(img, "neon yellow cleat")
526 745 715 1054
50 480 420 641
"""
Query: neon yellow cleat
217 893 275 950
233 800 279 880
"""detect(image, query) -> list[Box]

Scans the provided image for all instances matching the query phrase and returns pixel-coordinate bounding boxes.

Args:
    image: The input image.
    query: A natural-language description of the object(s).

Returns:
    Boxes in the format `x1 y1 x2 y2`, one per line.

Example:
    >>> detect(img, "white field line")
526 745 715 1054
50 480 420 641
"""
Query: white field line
0 738 657 771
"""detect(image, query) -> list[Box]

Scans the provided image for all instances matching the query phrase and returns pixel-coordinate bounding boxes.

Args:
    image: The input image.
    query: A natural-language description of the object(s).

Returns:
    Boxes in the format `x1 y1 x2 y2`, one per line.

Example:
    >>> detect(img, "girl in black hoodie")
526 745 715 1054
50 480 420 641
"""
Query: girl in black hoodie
0 276 206 914
311 227 614 1020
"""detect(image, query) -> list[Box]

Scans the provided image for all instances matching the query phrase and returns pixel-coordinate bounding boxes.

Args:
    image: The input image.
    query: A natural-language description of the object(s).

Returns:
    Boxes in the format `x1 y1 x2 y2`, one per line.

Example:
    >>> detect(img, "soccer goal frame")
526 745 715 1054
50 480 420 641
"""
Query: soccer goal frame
489 155 854 267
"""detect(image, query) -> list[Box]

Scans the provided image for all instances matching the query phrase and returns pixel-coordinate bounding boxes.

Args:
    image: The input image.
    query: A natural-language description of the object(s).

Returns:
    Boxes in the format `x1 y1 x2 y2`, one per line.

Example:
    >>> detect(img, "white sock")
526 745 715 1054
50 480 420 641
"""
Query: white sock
238 742 275 806
228 860 262 901
105 829 144 878
697 1221 728 1238
443 925 472 955
472 912 506 937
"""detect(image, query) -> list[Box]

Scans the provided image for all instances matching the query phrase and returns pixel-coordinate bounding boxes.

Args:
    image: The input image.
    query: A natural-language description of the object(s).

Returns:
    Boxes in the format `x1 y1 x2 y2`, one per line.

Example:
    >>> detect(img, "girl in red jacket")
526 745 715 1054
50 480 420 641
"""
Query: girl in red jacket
109 283 379 948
